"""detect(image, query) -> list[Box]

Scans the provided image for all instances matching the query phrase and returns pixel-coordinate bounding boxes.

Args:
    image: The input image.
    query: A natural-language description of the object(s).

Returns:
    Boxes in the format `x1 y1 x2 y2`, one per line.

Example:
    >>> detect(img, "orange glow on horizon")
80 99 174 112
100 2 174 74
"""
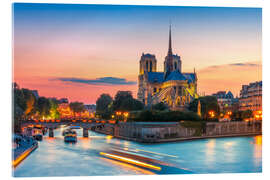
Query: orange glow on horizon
14 61 261 104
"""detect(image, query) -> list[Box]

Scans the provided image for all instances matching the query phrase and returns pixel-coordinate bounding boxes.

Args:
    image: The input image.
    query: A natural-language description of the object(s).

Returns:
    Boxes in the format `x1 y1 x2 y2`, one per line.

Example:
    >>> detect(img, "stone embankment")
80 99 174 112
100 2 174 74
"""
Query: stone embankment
92 121 262 143
12 134 38 167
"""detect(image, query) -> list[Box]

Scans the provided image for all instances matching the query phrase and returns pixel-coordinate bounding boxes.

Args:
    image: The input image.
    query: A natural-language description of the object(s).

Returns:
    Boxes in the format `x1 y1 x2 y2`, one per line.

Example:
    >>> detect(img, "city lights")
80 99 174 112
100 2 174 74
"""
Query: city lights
208 111 215 118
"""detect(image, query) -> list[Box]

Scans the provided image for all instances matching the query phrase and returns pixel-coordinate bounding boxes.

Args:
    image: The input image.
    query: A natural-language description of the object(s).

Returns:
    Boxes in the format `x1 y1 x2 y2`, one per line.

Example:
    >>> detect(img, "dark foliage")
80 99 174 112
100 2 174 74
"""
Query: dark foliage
189 96 220 120
96 94 113 119
129 110 201 122
112 91 144 111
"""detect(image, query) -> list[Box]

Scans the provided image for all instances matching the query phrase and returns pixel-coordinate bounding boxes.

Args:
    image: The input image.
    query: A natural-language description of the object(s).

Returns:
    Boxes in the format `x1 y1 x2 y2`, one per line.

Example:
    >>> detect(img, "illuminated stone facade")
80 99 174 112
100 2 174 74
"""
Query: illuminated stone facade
239 81 262 112
137 26 198 110
212 91 238 112
58 103 92 118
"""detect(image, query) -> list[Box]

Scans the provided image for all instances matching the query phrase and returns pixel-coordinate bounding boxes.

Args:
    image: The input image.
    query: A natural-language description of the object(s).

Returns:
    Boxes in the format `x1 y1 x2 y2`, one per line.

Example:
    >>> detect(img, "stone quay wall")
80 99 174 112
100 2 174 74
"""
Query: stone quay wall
93 121 262 143
12 134 38 167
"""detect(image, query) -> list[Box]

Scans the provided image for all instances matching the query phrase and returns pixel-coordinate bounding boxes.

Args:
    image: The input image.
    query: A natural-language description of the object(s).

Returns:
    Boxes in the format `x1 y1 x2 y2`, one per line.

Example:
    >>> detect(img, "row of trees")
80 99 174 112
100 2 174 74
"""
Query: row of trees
230 110 253 121
13 84 59 132
96 93 224 122
96 91 144 119
13 83 86 132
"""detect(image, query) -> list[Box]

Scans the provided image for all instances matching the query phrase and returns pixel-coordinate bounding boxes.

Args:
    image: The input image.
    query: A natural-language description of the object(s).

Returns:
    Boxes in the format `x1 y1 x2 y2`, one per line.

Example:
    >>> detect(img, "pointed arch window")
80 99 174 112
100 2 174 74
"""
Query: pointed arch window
150 61 152 72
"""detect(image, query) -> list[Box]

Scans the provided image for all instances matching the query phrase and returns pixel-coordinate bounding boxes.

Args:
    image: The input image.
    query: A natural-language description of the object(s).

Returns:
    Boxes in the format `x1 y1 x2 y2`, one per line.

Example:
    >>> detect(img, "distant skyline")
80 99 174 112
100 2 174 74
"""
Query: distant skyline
13 3 262 104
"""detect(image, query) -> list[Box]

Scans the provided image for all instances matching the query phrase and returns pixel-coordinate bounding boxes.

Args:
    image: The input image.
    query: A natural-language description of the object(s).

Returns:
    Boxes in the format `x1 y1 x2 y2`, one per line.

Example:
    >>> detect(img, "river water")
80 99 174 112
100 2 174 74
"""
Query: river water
13 126 262 177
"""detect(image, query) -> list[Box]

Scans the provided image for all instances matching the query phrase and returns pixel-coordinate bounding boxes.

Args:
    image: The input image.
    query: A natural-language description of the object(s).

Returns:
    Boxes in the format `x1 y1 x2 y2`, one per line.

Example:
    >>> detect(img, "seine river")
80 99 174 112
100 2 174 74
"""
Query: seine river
13 126 262 177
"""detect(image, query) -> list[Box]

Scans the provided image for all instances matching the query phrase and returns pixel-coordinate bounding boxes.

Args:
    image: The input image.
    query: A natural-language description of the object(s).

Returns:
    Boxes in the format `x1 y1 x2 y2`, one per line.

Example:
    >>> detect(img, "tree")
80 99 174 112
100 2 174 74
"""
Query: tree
96 94 113 119
112 91 144 111
242 110 253 119
231 111 242 121
151 102 168 111
112 91 133 111
13 85 27 133
37 97 51 118
132 110 201 122
189 96 220 120
49 99 60 119
13 87 26 114
21 88 36 117
231 110 253 121
69 102 85 118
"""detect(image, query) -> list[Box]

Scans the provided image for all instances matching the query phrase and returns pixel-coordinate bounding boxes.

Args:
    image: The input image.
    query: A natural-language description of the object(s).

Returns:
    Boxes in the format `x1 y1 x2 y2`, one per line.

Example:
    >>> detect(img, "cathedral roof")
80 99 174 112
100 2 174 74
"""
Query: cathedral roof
147 71 196 84
142 53 155 58
165 70 187 82
182 73 196 83
147 72 164 83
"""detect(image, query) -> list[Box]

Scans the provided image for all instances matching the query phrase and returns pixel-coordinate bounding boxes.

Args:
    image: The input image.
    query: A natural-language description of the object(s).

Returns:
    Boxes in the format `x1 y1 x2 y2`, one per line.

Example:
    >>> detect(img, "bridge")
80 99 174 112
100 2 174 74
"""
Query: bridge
21 119 105 138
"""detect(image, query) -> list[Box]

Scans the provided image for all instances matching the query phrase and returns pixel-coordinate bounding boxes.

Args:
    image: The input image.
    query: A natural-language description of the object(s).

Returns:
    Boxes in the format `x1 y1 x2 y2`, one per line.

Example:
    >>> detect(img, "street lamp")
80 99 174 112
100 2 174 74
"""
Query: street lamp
123 112 129 122
208 111 215 118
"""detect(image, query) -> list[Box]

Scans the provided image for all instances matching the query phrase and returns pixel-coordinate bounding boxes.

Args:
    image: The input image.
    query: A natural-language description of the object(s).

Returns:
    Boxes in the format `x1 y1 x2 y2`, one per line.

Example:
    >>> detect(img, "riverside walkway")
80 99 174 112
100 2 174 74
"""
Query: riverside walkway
13 134 38 167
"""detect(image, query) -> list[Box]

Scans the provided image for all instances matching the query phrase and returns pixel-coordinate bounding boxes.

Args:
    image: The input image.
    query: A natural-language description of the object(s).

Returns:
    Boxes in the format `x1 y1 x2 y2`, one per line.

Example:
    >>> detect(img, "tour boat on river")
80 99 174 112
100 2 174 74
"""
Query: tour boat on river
64 130 77 143
23 127 43 141
69 125 81 129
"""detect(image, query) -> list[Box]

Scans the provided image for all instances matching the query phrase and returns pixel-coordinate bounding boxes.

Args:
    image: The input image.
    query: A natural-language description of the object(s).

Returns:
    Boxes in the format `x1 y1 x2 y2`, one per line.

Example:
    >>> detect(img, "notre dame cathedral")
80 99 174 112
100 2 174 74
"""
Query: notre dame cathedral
137 25 199 110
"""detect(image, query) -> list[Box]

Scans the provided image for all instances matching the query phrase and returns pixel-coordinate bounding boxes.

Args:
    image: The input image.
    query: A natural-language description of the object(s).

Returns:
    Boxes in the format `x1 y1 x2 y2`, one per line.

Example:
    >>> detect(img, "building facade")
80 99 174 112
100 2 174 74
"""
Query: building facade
137 26 198 110
84 104 96 118
212 91 238 112
239 81 262 113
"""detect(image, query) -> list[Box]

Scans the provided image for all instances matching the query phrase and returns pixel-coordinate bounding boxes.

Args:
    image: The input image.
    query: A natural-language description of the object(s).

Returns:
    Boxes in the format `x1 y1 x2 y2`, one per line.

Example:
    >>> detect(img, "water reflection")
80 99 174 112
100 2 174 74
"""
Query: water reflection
78 137 91 149
13 128 262 177
205 139 216 169
253 136 262 167
224 141 235 149
254 135 262 145
206 139 215 156
106 135 113 143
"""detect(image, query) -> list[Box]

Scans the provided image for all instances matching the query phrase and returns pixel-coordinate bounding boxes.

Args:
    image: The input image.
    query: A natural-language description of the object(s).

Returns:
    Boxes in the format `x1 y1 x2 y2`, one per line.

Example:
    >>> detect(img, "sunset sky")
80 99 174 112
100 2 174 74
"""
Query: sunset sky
13 3 262 104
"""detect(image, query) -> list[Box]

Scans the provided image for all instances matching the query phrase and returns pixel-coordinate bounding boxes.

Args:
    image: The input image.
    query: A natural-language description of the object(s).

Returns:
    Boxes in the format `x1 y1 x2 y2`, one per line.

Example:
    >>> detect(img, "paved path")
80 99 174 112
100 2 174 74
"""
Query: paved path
13 134 37 160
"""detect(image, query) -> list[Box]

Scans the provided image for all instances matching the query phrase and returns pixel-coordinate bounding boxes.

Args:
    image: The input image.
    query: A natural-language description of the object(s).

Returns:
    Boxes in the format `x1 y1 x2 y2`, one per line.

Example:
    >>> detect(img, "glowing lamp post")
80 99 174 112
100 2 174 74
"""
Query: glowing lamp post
123 112 129 122
208 111 215 118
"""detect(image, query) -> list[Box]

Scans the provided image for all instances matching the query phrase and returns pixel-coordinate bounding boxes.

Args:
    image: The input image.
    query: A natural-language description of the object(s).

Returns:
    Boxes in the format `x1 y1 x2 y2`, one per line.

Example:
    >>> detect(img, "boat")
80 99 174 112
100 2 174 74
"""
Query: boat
33 133 43 141
62 128 71 136
64 130 77 143
23 127 43 141
32 128 43 141
69 125 81 129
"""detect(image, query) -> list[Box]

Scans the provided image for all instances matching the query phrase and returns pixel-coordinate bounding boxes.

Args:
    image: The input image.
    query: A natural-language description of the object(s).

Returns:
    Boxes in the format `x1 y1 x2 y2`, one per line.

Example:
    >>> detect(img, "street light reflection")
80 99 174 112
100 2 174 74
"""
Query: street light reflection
106 135 113 143
99 152 161 171
100 157 155 175
254 135 262 145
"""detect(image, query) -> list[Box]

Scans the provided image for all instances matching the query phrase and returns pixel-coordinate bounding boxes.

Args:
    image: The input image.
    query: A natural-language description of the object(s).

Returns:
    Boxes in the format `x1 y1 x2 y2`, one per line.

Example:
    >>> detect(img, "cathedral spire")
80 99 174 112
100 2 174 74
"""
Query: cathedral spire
164 23 174 79
168 23 173 56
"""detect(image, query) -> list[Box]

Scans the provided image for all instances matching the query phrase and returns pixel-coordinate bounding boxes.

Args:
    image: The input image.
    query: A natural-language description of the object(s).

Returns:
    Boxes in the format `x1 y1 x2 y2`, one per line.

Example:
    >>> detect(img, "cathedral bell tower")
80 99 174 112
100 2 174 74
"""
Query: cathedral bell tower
138 53 157 104
139 53 157 75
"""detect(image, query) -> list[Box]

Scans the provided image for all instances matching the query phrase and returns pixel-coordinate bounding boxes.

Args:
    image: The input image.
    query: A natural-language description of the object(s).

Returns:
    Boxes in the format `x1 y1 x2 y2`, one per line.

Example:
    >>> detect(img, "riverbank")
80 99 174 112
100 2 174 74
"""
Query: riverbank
12 134 38 167
93 128 261 143
92 121 262 143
